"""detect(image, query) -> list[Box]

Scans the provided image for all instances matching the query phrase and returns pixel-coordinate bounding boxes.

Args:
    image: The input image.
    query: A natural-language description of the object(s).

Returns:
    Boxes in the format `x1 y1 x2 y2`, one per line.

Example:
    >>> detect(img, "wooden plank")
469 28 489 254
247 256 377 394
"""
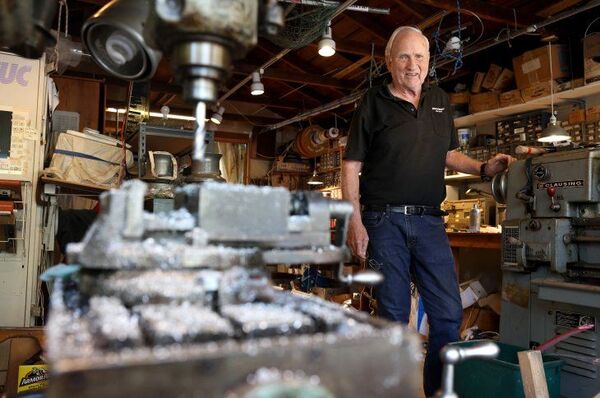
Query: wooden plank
53 75 102 132
414 0 537 27
536 0 582 17
233 64 355 89
447 232 501 249
518 350 550 398
390 0 425 20
333 55 372 79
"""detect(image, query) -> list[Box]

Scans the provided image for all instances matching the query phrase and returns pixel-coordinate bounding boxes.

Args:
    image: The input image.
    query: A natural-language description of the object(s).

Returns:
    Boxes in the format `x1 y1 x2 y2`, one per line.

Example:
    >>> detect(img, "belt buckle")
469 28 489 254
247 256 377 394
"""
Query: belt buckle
402 205 414 215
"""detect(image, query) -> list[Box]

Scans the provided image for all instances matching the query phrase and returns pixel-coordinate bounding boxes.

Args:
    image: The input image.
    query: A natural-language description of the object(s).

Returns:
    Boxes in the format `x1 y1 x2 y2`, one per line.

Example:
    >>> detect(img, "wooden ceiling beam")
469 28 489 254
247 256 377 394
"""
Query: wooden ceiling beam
229 93 316 110
307 39 385 58
413 0 537 27
332 55 372 79
107 100 282 125
535 0 582 17
343 13 390 42
389 0 425 20
234 64 356 89
257 42 344 100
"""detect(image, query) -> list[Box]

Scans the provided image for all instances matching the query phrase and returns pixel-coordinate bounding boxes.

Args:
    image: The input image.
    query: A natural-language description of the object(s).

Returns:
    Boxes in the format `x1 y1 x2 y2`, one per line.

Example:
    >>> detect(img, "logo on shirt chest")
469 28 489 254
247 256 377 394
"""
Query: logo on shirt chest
431 107 445 113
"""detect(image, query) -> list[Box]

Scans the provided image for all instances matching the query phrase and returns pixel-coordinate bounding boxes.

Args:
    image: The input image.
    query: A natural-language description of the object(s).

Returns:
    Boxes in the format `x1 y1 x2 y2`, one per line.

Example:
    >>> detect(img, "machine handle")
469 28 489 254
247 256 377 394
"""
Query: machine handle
346 270 384 285
436 341 499 398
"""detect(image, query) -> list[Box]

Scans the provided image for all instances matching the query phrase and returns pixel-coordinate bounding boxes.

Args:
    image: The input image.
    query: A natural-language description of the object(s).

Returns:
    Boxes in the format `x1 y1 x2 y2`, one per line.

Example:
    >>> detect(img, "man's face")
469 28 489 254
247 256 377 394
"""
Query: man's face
386 31 430 92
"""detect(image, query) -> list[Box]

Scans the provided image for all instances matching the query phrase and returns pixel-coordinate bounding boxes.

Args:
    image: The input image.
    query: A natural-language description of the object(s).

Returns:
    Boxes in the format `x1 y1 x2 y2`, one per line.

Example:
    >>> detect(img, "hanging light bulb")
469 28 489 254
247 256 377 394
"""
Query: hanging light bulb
538 43 571 144
210 106 225 125
307 158 323 186
318 21 336 57
250 71 265 96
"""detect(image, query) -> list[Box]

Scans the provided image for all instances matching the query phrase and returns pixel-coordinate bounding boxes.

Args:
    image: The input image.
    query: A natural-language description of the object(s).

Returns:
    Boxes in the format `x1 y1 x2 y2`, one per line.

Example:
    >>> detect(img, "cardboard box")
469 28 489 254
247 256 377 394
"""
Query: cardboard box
584 33 600 84
512 44 569 89
449 91 470 104
471 72 485 93
520 80 559 102
493 68 515 92
587 105 600 121
568 109 586 124
481 64 502 90
499 89 524 107
469 92 499 113
460 280 488 309
273 160 310 173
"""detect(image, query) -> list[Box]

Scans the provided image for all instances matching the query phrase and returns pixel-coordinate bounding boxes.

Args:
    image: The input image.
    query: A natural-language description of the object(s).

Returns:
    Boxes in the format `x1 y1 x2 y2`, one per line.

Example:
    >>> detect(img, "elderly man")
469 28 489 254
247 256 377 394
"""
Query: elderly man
343 26 514 396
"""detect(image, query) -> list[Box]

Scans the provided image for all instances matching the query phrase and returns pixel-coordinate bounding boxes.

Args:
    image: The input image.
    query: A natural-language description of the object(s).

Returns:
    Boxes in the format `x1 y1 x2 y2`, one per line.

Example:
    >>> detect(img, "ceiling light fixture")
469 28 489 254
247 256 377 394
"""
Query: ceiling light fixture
318 20 336 57
250 71 265 96
538 42 571 143
210 106 225 125
307 158 323 186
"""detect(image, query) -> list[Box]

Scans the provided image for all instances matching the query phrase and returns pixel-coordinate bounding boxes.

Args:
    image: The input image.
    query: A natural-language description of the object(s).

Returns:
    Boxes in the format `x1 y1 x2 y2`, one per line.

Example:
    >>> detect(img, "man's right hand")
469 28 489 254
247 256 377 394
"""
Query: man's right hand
347 217 369 259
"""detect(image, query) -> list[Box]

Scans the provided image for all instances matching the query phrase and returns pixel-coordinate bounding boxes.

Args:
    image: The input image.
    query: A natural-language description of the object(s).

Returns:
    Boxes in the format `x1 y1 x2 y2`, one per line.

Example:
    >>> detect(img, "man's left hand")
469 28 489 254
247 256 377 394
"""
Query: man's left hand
485 153 516 176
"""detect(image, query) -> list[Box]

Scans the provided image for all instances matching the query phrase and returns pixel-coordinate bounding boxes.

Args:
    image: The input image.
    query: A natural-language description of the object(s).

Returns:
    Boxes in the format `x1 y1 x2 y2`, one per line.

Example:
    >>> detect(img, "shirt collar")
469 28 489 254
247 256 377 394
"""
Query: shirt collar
377 81 431 102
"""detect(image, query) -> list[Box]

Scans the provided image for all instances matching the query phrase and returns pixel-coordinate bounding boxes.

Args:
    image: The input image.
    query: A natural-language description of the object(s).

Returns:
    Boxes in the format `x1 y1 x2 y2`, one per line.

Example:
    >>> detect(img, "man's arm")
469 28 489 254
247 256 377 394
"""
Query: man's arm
446 150 515 177
342 160 368 259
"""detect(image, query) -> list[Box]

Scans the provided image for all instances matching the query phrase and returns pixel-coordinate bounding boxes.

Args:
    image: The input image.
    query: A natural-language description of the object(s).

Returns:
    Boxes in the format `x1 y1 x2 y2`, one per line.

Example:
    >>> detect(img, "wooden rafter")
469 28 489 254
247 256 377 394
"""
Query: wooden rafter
389 0 425 20
332 55 372 79
536 0 582 17
414 0 537 27
234 64 356 89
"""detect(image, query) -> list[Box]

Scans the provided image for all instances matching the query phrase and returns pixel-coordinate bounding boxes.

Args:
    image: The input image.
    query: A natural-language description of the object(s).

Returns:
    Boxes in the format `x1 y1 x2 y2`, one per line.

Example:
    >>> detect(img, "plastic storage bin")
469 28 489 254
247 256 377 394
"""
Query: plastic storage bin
452 340 563 398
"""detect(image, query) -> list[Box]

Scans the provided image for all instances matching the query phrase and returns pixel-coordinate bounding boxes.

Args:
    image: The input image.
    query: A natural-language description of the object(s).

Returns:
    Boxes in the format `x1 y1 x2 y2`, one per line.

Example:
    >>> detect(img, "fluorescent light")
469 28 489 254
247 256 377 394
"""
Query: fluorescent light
106 107 127 114
148 111 196 121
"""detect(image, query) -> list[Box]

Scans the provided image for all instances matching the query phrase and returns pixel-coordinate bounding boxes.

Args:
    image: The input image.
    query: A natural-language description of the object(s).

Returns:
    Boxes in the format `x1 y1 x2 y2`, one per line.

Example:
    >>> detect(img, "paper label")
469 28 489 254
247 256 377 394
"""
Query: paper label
521 57 541 74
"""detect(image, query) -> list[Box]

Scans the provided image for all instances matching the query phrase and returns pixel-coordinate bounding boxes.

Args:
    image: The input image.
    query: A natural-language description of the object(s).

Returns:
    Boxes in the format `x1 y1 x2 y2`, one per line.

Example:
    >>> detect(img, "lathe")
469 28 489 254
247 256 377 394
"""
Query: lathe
492 146 600 397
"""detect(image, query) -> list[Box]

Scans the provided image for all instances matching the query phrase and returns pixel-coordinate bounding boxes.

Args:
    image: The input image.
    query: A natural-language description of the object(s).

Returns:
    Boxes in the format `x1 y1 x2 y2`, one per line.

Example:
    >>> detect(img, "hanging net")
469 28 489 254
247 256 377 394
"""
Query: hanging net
266 2 337 49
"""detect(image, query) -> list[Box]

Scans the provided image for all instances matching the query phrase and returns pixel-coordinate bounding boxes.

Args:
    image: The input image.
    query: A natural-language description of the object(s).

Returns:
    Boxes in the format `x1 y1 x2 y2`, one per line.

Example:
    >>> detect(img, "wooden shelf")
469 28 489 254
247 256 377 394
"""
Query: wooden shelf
454 81 600 128
319 186 341 192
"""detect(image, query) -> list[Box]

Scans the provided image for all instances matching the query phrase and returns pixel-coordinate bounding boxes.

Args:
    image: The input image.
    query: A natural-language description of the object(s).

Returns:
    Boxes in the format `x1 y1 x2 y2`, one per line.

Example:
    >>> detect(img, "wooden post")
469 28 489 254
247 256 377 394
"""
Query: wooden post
518 350 550 398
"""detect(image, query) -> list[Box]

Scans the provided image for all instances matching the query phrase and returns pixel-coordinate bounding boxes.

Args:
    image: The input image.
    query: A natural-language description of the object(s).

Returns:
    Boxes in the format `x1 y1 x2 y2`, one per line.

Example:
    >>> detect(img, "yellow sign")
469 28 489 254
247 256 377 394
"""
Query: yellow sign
17 365 48 393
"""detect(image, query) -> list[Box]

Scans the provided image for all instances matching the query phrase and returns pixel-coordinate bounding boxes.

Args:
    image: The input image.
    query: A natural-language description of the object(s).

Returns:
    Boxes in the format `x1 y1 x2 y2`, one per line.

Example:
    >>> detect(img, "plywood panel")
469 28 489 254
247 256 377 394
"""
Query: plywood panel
53 76 102 132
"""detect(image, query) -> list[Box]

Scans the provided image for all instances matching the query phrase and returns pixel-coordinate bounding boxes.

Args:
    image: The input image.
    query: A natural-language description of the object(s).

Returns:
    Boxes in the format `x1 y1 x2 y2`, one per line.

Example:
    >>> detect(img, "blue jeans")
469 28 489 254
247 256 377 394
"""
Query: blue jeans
362 209 462 397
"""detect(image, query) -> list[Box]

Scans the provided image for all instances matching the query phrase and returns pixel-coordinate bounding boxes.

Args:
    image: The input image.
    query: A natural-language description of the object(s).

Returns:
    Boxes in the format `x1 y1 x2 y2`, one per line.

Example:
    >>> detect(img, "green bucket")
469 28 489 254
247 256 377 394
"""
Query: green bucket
452 341 563 398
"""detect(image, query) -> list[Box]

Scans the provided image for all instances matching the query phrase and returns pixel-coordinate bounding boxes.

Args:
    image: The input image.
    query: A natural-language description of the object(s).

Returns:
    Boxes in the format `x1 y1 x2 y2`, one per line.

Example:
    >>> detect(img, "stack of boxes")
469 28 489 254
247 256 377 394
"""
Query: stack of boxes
468 64 514 114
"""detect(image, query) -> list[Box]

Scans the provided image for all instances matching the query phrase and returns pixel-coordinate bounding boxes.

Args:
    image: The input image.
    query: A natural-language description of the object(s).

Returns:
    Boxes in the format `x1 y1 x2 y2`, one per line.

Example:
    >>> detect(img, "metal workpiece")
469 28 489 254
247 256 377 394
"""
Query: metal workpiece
47 179 421 397
48 273 421 398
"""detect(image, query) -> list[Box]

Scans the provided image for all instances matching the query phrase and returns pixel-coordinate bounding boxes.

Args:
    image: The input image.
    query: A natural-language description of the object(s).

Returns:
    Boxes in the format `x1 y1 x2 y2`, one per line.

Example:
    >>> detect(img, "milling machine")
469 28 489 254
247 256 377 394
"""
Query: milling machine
492 147 600 397
45 1 422 396
1 1 500 396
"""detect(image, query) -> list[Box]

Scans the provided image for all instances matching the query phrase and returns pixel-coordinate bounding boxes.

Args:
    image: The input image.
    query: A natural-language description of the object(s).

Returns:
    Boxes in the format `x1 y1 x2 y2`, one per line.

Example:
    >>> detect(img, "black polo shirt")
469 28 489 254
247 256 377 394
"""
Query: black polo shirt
344 83 458 207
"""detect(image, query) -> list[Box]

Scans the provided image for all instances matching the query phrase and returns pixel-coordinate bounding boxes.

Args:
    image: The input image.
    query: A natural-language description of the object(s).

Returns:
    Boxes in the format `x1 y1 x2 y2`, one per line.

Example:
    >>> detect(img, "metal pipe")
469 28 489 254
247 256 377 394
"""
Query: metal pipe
264 0 600 131
260 89 366 132
277 0 389 15
218 0 359 104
